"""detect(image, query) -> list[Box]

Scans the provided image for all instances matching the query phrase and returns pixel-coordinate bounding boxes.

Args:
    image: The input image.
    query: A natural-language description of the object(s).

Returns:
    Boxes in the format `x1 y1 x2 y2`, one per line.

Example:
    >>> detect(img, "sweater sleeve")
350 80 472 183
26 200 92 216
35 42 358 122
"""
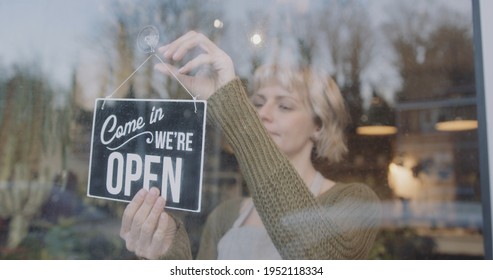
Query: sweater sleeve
207 78 381 259
158 214 193 260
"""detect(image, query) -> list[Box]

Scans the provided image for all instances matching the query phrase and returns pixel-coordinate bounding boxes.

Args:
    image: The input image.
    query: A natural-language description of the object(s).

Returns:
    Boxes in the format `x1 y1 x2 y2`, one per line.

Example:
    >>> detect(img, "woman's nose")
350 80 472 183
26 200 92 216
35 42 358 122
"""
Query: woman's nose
258 103 273 122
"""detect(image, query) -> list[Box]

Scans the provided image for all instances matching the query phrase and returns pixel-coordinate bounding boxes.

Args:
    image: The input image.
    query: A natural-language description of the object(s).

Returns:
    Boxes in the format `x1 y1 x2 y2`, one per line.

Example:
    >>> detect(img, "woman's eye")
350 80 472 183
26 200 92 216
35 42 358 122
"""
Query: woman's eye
253 101 264 108
279 104 293 111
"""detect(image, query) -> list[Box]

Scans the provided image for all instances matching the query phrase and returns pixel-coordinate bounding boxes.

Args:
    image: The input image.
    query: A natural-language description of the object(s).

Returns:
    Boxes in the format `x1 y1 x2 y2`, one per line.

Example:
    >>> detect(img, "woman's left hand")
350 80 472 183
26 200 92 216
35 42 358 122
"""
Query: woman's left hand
120 187 176 259
155 31 236 100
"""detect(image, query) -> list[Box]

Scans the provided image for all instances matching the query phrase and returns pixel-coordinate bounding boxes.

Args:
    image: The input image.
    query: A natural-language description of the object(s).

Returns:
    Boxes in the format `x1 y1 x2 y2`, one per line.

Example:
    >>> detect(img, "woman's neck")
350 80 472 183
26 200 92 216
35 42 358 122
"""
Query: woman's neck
289 153 318 187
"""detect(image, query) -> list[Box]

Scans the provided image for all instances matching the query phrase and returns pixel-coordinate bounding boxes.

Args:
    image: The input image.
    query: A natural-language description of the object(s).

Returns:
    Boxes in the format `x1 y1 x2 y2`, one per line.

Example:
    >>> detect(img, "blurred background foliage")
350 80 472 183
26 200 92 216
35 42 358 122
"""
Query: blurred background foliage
0 0 480 259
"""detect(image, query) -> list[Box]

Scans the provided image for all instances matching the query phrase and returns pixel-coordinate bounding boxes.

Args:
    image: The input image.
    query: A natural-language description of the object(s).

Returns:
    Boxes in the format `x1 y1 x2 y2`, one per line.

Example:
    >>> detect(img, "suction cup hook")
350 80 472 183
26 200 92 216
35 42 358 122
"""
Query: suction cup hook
137 25 159 53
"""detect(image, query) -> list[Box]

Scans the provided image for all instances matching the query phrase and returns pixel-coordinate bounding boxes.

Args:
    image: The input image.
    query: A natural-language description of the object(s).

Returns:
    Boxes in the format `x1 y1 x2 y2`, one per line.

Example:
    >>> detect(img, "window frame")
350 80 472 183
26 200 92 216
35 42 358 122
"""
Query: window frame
473 0 493 260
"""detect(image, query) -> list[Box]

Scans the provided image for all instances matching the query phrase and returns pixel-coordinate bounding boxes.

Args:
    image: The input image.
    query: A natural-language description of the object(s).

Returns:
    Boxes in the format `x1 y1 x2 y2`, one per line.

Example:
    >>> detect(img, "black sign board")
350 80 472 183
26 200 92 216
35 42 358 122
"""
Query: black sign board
87 98 206 212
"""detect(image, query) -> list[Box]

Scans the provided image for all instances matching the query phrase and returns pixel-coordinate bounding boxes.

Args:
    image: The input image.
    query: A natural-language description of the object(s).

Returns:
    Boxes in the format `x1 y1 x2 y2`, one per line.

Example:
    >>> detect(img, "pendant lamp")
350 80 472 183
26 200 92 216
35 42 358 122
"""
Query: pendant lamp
357 92 397 136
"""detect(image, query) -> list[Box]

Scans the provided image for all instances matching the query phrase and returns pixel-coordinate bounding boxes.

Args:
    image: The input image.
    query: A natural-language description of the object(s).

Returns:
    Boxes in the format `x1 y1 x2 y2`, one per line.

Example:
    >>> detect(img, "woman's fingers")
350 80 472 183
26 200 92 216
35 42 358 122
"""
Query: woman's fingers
154 62 199 94
120 187 175 259
179 53 213 74
160 31 207 61
149 212 175 257
136 195 166 252
156 31 235 100
135 197 165 258
154 62 180 77
159 31 226 74
126 187 160 250
120 188 146 238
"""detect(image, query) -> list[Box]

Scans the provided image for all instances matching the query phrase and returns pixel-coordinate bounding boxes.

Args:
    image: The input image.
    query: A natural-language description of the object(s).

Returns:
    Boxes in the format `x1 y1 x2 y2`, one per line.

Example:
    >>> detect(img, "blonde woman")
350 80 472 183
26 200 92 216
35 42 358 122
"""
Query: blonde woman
120 31 381 260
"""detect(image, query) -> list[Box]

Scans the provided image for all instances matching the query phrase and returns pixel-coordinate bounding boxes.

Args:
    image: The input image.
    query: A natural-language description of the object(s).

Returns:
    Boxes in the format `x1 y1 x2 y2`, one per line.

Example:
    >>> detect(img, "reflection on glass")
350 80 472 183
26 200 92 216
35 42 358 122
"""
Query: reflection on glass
435 119 478 131
0 0 483 259
357 92 397 136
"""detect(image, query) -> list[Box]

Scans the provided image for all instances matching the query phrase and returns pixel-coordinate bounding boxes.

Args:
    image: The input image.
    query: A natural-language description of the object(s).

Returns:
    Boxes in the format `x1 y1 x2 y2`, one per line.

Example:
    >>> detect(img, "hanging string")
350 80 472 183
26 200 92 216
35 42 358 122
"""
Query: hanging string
100 53 198 113
153 54 198 113
101 54 154 110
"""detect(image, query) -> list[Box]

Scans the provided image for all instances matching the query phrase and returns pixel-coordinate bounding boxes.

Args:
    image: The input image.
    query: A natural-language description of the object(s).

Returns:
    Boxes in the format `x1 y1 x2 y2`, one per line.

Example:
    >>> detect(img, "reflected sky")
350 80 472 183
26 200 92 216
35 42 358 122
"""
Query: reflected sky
0 0 104 86
0 0 471 104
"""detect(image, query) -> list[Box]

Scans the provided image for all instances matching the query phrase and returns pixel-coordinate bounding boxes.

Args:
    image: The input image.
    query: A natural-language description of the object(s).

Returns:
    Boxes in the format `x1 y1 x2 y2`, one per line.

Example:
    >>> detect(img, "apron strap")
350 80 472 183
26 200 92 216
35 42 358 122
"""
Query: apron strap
232 198 255 228
310 172 324 196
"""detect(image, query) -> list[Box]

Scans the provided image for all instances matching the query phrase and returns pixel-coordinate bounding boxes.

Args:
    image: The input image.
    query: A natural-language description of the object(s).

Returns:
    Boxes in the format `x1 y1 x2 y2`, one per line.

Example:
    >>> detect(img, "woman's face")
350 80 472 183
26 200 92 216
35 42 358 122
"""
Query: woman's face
252 84 319 161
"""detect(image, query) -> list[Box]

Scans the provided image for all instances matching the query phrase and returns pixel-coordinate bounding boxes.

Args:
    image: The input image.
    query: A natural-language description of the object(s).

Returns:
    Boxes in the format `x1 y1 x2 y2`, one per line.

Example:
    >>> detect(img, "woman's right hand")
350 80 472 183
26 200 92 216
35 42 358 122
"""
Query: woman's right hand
120 187 176 259
154 31 236 100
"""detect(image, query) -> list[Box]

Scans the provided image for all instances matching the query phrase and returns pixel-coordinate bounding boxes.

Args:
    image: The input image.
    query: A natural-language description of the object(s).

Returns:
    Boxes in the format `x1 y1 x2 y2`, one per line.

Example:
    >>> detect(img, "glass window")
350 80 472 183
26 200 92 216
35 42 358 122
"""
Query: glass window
0 0 485 259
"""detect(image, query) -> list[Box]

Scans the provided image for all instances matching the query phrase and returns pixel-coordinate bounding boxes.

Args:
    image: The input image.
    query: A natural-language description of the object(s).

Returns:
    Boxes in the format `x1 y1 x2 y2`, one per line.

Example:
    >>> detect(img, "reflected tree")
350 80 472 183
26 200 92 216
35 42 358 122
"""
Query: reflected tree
92 0 221 101
318 1 375 131
0 65 69 249
378 2 479 259
384 3 474 102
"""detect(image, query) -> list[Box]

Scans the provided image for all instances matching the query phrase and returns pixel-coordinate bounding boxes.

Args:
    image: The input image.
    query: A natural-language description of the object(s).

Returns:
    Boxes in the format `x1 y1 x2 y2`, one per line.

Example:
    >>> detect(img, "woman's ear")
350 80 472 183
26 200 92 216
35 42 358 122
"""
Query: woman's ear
311 128 322 142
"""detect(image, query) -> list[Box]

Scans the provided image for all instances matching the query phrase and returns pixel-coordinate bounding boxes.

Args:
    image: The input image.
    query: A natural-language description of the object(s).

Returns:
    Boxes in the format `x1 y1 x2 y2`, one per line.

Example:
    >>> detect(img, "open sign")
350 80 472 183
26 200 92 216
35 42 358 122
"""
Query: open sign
87 98 206 212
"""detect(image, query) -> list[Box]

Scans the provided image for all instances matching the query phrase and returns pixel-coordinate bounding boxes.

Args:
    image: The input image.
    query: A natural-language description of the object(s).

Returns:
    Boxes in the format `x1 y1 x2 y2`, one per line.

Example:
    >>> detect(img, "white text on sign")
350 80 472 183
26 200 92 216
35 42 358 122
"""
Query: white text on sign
106 152 182 203
155 131 194 151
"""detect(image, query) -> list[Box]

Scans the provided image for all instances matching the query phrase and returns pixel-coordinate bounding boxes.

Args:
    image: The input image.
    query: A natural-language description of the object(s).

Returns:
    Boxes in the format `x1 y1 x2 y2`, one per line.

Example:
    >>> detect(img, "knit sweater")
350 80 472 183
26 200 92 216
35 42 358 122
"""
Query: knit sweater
163 78 381 260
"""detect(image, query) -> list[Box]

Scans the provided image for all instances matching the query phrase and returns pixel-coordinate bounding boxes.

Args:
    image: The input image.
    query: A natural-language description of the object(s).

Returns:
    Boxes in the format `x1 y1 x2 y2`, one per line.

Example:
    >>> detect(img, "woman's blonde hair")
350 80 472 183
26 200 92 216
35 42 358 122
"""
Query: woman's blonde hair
253 64 350 163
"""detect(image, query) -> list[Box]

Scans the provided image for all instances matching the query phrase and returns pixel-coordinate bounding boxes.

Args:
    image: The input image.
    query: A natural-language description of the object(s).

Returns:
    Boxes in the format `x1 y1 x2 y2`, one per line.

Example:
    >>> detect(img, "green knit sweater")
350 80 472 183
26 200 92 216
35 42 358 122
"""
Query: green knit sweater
163 78 381 260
